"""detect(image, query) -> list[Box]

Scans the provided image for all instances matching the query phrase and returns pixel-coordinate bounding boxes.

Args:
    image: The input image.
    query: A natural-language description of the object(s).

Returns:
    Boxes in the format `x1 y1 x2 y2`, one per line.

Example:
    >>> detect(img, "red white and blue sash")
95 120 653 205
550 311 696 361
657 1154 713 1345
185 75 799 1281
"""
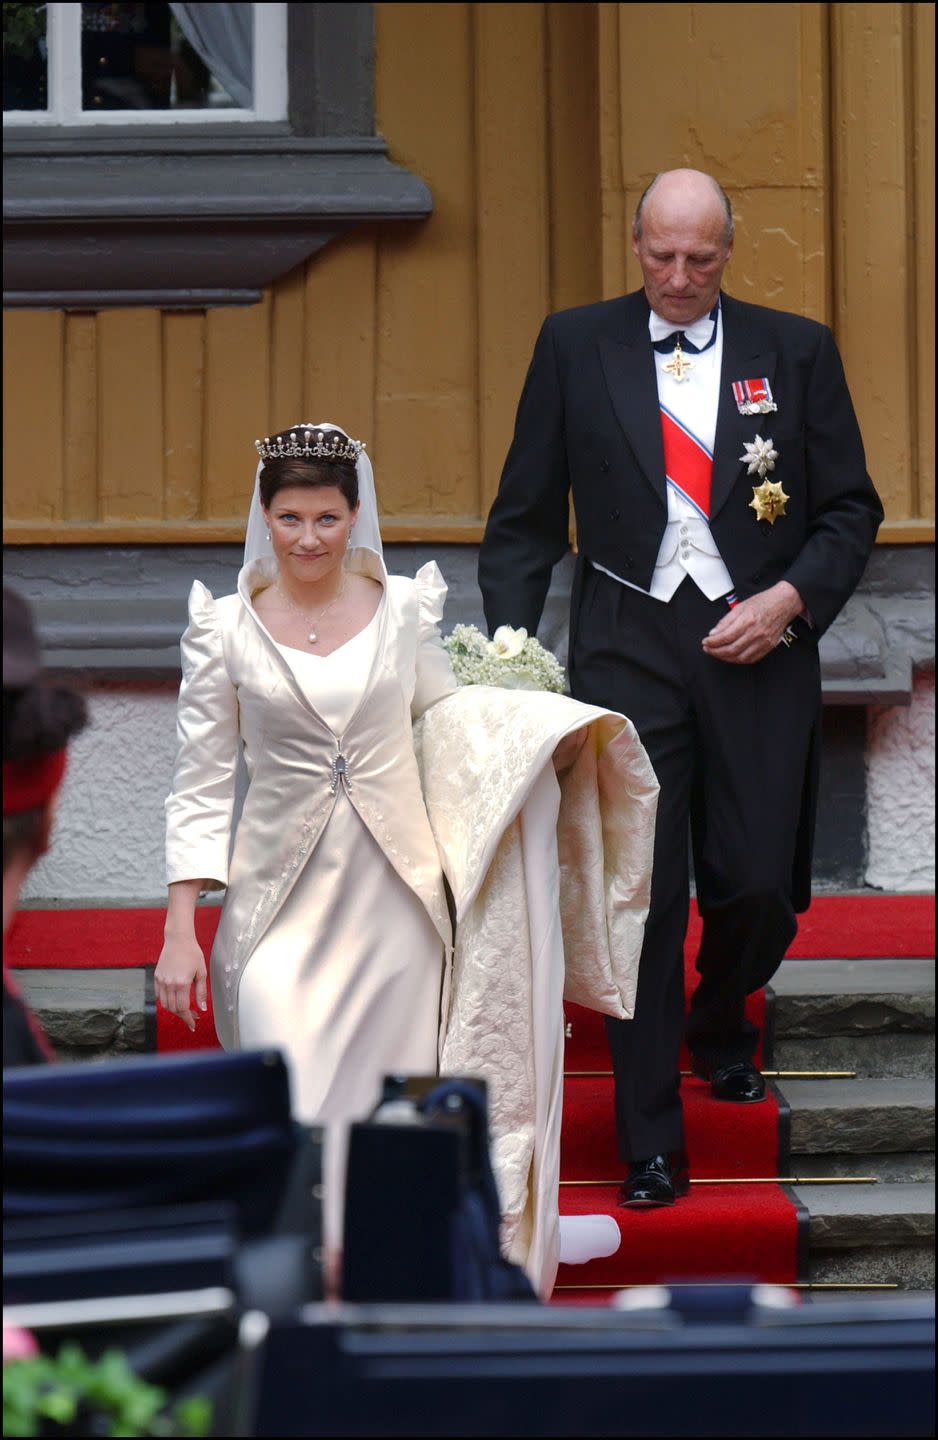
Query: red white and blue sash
659 404 713 519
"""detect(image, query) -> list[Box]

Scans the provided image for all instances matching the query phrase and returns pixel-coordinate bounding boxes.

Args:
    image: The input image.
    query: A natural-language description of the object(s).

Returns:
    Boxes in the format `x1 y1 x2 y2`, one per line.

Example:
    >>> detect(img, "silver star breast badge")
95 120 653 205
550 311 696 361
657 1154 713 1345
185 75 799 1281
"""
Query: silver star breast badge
739 435 779 479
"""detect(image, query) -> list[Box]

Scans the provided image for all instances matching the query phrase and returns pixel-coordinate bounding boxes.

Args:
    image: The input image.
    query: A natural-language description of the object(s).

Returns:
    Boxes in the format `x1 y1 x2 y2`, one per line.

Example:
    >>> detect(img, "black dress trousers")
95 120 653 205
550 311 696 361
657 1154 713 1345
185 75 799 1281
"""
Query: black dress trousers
569 565 821 1163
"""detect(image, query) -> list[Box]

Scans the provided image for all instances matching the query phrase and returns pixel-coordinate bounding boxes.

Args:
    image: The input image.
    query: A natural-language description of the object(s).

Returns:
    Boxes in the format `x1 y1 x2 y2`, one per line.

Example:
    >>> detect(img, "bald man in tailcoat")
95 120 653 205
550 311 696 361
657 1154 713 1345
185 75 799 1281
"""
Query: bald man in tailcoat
478 170 883 1205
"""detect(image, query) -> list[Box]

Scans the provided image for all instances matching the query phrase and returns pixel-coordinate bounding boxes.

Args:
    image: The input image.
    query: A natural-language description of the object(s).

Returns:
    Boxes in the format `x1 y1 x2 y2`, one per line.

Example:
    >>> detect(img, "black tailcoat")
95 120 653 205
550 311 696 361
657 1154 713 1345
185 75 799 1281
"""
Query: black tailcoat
479 288 882 641
479 289 883 913
479 290 883 1157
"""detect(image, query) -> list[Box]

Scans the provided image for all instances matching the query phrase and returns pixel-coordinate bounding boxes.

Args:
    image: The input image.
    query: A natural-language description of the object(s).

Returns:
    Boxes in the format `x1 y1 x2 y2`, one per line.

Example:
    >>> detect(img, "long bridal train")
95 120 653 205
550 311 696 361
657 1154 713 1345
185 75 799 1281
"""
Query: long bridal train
416 684 659 1298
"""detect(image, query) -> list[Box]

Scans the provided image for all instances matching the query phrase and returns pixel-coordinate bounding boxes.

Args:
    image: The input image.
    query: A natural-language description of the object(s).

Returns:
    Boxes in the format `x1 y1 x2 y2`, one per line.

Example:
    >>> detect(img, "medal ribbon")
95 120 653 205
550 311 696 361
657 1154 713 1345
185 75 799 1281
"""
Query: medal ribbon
732 377 774 407
659 405 713 519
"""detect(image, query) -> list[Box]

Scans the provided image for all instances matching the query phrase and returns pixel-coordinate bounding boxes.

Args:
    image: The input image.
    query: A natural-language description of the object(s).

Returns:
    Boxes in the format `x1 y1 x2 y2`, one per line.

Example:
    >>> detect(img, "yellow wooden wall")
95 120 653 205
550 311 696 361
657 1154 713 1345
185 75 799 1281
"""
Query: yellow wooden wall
2 2 933 545
2 3 601 545
600 0 934 543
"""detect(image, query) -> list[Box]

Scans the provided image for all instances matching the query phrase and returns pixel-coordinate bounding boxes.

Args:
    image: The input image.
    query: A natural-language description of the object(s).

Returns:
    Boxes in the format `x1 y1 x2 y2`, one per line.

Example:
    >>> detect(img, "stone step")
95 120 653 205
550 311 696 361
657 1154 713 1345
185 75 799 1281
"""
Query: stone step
770 958 934 1038
772 1032 934 1079
18 958 935 1058
769 958 935 1077
12 967 150 1059
790 1152 935 1184
795 1181 935 1289
781 1078 934 1155
802 1290 936 1307
12 970 936 1292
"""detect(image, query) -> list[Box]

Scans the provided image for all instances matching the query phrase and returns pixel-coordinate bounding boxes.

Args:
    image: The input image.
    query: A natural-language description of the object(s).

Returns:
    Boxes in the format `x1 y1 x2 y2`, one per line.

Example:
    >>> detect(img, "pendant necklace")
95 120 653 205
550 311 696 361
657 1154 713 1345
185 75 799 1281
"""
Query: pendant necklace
276 572 348 645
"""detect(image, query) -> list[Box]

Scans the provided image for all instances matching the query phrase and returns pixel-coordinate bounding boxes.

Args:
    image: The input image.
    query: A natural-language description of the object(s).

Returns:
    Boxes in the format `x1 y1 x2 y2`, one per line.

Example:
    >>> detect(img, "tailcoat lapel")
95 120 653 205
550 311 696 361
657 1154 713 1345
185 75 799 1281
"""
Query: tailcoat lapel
710 293 777 521
597 293 667 507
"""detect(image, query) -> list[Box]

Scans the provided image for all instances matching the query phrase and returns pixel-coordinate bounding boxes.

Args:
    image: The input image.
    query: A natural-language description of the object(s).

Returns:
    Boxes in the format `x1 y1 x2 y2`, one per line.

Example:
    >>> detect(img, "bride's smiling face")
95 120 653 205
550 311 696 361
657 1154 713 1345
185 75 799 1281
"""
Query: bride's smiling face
263 485 359 585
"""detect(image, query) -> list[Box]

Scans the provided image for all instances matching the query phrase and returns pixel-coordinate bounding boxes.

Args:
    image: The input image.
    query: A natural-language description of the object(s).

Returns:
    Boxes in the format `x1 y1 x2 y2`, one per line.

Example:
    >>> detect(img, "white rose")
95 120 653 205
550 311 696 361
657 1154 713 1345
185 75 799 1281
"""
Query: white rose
487 625 528 660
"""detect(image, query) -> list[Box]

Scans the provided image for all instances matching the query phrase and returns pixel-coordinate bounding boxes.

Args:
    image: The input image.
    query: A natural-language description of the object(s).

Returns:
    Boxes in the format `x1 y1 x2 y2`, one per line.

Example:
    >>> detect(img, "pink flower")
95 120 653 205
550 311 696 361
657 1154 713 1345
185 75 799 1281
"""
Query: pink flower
3 1323 39 1362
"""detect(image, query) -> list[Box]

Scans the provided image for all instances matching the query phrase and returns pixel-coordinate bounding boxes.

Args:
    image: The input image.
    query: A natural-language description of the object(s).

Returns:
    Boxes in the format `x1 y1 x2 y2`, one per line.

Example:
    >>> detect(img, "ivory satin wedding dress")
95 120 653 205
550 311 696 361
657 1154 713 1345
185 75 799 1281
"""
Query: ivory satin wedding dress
165 546 659 1295
166 549 455 1251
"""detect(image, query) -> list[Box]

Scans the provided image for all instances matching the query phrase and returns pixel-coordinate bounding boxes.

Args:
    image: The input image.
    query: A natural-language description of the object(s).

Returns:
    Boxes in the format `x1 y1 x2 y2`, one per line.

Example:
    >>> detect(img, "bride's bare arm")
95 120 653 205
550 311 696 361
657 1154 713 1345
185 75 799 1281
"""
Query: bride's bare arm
155 879 208 1031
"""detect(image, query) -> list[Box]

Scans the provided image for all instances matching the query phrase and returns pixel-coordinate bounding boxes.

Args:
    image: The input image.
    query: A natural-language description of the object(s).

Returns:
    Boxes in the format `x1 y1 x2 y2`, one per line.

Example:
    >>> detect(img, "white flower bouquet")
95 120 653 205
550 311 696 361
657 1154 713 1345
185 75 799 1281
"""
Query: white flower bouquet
443 624 567 694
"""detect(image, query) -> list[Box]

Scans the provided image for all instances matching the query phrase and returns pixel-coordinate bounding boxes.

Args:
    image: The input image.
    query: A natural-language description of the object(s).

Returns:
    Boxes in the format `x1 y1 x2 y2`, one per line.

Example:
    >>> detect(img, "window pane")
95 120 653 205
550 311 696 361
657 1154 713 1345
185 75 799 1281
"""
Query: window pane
81 3 250 111
3 1 49 112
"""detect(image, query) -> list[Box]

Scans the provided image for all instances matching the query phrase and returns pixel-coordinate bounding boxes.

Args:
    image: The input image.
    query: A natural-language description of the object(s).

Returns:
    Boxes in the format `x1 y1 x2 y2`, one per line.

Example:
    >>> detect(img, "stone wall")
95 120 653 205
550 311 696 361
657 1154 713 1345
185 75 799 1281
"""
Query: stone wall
866 673 936 892
22 683 179 904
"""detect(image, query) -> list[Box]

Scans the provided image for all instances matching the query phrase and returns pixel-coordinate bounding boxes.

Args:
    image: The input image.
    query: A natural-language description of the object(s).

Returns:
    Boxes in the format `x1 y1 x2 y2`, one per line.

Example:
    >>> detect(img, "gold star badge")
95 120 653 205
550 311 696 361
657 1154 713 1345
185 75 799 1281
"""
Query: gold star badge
749 479 790 525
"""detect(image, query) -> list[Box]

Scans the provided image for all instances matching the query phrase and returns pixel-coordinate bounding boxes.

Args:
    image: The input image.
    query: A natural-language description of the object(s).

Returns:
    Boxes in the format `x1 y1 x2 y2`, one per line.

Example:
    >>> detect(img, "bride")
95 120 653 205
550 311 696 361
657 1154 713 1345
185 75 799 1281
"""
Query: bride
156 423 659 1296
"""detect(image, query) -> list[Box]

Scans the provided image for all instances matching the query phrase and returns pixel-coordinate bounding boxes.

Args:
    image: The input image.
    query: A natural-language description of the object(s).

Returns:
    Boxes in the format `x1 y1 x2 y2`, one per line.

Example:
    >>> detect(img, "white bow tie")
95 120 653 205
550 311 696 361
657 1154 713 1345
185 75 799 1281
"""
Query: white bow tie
648 308 718 349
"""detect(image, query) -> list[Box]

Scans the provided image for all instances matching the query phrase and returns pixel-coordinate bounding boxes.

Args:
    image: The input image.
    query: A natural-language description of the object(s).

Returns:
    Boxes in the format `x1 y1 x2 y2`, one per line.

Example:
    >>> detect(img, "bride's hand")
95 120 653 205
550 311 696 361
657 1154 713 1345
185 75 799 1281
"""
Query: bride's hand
155 932 208 1032
552 728 588 776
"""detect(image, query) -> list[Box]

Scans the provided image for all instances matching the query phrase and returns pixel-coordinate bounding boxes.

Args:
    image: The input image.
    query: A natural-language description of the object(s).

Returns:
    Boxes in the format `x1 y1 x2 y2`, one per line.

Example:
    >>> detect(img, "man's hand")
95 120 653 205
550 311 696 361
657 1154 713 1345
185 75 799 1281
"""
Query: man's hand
702 581 804 665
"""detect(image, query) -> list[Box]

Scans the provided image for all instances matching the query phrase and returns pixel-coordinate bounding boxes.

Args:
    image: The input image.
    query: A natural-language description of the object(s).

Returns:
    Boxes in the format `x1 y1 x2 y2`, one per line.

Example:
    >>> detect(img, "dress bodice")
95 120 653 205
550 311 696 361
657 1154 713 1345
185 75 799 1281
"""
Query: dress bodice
274 607 382 736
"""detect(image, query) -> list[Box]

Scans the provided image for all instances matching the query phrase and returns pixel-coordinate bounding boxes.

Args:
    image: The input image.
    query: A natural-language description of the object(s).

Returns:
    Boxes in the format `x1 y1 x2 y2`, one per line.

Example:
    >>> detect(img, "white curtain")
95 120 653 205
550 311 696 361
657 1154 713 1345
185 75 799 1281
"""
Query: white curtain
169 3 254 109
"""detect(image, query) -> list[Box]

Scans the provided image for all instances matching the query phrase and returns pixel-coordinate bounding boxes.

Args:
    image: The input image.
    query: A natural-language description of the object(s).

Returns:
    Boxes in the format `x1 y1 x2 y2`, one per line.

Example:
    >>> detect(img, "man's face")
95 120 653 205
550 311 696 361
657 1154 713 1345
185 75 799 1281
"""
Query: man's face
633 201 732 327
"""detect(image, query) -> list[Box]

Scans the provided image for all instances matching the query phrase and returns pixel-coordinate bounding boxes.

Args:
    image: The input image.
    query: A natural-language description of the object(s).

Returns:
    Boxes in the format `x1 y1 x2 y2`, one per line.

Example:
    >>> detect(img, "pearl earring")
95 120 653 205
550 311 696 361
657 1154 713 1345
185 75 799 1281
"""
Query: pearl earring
266 528 270 542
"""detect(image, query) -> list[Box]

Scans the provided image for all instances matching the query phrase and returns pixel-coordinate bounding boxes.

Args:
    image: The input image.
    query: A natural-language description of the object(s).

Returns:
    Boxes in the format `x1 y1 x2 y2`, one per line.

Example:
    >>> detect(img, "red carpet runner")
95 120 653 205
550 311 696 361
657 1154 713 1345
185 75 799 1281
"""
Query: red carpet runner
9 893 935 973
9 894 933 1058
556 982 798 1299
554 893 934 1299
8 894 935 1295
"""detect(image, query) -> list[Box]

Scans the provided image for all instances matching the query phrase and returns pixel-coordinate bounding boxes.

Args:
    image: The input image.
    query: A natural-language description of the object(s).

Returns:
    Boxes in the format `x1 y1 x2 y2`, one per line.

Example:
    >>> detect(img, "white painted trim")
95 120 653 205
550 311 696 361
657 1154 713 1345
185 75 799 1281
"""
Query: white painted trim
58 0 82 124
4 2 287 126
253 2 289 122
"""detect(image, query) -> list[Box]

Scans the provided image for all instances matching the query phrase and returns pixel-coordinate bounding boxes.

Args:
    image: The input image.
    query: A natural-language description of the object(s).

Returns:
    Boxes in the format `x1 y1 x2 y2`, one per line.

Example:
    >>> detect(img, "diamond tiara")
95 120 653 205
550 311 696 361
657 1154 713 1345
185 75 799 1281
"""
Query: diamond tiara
255 426 364 464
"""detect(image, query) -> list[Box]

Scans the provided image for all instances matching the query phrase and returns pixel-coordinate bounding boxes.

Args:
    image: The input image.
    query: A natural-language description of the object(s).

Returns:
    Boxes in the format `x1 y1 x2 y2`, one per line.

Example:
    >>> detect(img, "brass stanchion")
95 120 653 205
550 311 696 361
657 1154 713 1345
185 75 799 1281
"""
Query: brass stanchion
564 1070 858 1079
552 1281 900 1292
559 1176 879 1186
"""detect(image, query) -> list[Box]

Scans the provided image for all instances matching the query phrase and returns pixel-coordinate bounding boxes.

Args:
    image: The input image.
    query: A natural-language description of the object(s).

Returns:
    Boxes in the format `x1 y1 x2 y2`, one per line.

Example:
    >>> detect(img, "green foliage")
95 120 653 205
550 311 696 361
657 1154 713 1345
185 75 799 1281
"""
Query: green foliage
3 1342 212 1439
2 3 47 60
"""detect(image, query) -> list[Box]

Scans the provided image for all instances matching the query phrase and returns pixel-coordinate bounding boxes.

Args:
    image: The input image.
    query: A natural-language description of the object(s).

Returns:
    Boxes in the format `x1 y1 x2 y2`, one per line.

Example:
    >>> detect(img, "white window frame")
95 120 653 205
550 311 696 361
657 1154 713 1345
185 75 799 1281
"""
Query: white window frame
4 1 287 125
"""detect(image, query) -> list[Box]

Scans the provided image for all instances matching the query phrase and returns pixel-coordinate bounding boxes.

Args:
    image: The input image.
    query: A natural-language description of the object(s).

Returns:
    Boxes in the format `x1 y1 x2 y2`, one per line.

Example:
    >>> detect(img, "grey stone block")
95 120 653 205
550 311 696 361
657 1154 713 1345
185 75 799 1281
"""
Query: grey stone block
784 1078 935 1153
858 546 935 597
772 958 935 997
794 1182 935 1247
801 1288 936 1305
808 1245 935 1290
790 1152 935 1183
776 996 935 1039
771 960 935 1039
773 1032 934 1079
12 967 148 1057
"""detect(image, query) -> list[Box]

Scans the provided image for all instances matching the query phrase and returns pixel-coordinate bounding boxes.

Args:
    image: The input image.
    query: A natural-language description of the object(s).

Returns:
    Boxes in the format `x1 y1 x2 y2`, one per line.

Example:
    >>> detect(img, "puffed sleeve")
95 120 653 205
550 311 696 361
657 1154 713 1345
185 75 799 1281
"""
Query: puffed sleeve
411 561 460 721
164 582 240 891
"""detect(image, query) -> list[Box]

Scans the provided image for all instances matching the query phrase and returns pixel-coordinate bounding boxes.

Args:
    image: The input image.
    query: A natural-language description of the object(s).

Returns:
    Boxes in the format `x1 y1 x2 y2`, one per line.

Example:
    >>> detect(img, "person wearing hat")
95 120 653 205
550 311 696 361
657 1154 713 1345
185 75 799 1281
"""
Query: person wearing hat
3 585 87 1065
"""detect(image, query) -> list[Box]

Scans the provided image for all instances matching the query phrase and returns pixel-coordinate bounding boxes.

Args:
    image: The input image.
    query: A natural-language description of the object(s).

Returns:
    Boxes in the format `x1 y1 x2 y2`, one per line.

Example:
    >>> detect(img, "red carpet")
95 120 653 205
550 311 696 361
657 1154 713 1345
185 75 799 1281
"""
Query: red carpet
6 893 933 1065
555 941 799 1301
6 907 224 1052
563 991 767 1075
9 893 934 972
558 1184 801 1289
7 906 223 971
7 893 934 1283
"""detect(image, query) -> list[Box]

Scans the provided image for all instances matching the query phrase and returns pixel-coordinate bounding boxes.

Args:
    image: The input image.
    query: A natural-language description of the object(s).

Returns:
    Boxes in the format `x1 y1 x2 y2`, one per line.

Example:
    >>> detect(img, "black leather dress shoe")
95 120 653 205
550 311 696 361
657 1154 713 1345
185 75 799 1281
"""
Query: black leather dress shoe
617 1153 690 1208
695 1059 767 1103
